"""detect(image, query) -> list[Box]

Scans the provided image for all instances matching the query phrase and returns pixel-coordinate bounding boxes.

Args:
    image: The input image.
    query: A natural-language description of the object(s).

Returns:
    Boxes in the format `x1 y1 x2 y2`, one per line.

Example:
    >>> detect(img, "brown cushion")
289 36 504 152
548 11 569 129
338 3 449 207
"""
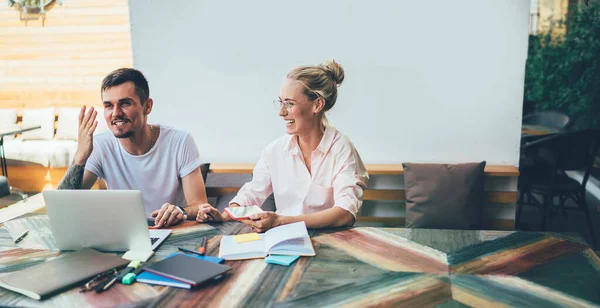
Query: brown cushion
403 162 486 230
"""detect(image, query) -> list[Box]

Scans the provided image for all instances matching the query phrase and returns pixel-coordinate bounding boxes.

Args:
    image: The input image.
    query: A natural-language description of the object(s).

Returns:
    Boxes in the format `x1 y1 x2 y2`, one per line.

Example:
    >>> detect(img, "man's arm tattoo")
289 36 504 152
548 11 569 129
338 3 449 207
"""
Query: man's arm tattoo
57 164 86 189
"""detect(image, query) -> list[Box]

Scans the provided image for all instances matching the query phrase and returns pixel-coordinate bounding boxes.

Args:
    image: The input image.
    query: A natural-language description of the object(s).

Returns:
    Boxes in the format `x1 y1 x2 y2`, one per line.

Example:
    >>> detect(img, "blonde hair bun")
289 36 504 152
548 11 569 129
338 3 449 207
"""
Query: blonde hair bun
286 60 346 113
321 60 345 86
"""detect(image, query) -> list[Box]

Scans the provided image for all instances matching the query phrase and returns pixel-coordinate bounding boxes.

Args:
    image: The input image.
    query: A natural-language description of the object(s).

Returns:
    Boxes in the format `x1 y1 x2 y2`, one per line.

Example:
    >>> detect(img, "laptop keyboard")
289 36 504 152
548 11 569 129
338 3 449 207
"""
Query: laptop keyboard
150 237 159 245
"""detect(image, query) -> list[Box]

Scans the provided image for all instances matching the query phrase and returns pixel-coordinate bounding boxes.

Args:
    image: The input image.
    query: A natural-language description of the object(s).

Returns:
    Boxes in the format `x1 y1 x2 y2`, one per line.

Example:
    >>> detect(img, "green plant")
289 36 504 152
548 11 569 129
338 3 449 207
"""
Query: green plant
10 0 56 8
524 2 600 128
16 0 42 6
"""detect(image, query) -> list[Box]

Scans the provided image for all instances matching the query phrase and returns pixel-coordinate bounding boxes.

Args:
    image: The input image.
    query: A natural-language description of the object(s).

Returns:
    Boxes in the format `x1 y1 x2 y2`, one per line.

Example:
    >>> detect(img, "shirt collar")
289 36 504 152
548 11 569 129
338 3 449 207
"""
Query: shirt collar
316 125 336 154
283 134 301 155
282 125 336 155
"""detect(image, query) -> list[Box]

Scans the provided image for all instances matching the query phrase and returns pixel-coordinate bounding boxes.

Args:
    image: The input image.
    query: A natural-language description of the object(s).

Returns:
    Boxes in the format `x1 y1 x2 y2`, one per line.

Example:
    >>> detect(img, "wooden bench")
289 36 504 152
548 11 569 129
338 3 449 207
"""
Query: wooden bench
7 162 519 229
206 163 520 230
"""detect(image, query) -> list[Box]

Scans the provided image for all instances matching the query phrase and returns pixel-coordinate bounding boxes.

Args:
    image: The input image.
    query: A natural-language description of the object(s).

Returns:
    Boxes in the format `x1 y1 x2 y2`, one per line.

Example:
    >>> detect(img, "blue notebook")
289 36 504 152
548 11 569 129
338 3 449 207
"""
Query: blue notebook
265 255 300 266
136 271 192 289
172 253 225 264
136 253 225 288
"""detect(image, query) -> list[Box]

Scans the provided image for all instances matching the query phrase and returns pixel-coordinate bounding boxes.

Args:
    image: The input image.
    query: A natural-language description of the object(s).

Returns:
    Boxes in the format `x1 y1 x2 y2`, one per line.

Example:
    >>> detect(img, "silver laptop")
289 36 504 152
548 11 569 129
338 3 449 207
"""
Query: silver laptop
42 190 171 252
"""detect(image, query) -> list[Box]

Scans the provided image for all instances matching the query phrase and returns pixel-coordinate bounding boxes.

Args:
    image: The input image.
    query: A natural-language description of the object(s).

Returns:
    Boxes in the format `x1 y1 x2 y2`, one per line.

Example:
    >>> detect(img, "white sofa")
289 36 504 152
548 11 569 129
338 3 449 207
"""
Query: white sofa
1 107 107 168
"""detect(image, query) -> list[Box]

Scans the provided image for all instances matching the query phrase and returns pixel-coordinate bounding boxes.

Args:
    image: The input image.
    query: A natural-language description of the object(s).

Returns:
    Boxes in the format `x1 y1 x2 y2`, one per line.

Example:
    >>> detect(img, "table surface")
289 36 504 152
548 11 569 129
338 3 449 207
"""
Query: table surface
0 193 46 223
0 125 42 138
1 214 599 308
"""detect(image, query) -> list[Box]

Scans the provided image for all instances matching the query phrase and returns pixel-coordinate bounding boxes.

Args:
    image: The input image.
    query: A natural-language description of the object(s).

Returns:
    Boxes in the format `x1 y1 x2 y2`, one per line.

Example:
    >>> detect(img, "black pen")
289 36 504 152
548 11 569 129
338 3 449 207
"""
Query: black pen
199 237 207 255
178 246 205 257
95 273 118 293
14 230 29 244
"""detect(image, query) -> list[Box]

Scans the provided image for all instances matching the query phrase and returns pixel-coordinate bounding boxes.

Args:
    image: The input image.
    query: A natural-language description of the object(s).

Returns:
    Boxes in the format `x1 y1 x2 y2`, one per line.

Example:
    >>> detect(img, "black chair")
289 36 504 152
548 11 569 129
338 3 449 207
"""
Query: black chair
0 176 27 206
522 111 572 129
516 129 600 248
520 111 573 169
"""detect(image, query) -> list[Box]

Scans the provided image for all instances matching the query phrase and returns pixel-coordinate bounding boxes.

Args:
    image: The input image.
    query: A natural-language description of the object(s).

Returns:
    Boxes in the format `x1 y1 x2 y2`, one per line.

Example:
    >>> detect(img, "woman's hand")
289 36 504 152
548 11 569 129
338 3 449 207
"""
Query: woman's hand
195 203 228 223
242 212 281 233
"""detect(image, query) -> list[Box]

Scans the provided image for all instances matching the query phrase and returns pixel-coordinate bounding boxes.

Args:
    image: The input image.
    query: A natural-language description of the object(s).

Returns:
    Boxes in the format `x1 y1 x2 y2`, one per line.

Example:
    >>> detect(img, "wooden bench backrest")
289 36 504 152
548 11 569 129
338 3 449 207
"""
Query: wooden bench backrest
205 163 518 201
204 163 519 229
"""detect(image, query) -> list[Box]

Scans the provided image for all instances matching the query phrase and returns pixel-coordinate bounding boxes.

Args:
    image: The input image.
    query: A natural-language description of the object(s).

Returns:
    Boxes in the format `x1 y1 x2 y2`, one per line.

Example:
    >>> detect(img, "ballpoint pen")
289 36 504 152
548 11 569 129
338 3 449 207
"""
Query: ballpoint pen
14 230 29 244
178 246 205 257
80 269 118 293
198 237 207 255
95 272 118 293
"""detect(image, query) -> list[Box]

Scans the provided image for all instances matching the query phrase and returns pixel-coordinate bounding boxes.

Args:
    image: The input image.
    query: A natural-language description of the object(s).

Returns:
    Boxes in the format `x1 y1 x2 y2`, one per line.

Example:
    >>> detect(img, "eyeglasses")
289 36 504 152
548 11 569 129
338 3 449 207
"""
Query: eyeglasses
273 99 294 112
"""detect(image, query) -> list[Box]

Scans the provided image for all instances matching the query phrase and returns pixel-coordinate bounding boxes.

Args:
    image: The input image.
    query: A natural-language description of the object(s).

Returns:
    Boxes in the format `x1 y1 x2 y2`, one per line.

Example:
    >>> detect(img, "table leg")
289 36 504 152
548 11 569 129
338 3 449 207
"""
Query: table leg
0 137 6 177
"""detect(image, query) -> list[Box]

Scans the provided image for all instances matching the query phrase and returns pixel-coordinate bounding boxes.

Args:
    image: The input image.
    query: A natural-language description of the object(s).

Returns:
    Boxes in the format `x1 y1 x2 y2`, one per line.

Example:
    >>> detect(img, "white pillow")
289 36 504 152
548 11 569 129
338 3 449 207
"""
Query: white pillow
0 109 18 140
55 107 109 140
94 108 109 135
21 107 56 140
55 108 79 140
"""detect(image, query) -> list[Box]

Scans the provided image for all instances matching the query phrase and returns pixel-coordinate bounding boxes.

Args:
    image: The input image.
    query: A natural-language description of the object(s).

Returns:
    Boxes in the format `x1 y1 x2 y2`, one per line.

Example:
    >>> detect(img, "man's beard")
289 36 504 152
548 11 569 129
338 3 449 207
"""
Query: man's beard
111 117 134 139
114 131 134 139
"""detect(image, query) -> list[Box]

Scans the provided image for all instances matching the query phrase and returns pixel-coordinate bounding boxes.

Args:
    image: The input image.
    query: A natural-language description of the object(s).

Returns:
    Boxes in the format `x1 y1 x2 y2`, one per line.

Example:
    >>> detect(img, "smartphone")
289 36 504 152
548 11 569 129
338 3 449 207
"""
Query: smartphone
224 206 264 220
147 218 156 227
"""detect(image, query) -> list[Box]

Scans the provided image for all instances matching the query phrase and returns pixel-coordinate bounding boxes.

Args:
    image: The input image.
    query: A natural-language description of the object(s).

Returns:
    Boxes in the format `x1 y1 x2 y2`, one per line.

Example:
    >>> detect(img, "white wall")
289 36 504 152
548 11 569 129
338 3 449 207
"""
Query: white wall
129 0 529 166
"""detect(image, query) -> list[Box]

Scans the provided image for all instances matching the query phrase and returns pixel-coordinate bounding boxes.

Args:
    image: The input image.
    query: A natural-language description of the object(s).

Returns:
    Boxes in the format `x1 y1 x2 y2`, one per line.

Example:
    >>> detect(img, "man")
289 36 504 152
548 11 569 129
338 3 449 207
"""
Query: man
58 68 209 227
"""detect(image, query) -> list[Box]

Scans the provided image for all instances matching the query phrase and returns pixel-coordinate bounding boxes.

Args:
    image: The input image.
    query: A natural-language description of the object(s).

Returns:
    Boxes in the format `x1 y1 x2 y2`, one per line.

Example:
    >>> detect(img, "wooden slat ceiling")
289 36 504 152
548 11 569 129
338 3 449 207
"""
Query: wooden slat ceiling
0 0 133 110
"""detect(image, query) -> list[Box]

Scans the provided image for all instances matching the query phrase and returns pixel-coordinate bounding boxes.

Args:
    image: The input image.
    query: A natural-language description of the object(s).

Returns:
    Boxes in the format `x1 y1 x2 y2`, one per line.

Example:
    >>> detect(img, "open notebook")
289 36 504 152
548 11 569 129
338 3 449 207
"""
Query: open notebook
219 221 315 260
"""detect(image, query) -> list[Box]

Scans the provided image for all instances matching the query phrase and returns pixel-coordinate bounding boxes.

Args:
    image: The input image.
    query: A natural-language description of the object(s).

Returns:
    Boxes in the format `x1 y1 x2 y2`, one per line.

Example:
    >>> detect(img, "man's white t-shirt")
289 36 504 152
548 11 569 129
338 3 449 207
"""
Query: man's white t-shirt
85 125 202 216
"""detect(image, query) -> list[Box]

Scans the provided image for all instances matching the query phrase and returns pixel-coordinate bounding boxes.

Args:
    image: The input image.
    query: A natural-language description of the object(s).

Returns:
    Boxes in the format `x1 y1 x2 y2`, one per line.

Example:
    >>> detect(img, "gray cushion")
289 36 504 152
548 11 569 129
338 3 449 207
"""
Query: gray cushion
403 162 486 230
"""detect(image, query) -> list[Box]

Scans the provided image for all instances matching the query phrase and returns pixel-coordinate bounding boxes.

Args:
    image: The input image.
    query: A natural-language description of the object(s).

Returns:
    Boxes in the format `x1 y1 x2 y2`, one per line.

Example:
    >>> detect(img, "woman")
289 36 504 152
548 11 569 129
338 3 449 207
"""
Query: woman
198 60 368 232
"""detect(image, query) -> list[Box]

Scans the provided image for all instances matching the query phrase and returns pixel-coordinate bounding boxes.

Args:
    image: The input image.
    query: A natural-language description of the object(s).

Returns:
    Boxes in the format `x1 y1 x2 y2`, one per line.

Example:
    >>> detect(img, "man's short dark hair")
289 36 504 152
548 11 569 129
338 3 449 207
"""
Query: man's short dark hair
101 68 150 104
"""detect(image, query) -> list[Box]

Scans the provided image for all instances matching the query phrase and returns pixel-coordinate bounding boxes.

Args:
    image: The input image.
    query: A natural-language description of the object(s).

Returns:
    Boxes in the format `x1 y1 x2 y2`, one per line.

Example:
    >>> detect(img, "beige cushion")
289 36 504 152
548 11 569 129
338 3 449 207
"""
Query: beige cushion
0 109 18 140
94 108 109 135
55 108 79 140
21 108 55 140
11 140 74 167
56 107 108 140
2 139 23 161
403 162 486 230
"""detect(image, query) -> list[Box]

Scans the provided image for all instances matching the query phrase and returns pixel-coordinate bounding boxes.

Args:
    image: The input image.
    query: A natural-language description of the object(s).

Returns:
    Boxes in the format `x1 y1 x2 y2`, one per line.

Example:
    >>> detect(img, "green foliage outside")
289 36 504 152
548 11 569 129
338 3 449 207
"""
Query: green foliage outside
15 0 43 6
524 2 600 128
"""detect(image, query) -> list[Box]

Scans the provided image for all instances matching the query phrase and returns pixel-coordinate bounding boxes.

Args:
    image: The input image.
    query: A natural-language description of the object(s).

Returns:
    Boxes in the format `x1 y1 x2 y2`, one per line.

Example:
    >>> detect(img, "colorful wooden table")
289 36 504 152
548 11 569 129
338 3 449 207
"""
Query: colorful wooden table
1 214 599 307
